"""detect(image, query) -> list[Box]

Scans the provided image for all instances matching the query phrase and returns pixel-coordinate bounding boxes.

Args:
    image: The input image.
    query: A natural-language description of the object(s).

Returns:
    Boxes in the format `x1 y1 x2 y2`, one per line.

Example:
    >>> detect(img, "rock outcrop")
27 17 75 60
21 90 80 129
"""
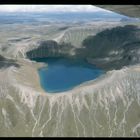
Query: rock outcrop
26 40 75 59
79 25 140 70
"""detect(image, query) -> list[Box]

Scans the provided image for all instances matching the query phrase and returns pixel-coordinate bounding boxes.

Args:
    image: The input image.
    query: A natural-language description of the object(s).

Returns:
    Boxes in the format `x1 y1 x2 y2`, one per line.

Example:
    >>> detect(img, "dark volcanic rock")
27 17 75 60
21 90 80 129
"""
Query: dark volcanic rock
26 25 140 71
26 40 75 59
80 25 140 70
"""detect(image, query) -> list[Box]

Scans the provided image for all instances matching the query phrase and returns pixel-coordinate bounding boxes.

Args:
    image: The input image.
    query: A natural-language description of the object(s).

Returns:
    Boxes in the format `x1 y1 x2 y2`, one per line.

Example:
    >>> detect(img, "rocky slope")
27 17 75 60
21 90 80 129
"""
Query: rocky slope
0 55 20 68
26 40 75 59
26 25 140 71
0 59 140 136
81 25 140 70
0 23 140 137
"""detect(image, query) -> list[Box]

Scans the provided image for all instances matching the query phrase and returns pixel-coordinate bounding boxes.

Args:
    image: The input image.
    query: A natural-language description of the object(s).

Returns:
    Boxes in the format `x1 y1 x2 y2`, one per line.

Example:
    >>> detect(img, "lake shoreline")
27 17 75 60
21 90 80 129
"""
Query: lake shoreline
32 57 104 94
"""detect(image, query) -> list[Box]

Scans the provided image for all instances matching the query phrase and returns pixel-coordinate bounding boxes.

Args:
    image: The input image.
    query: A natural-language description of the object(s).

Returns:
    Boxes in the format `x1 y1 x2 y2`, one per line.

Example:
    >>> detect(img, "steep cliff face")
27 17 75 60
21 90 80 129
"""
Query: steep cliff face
26 40 76 59
0 60 140 137
79 25 140 70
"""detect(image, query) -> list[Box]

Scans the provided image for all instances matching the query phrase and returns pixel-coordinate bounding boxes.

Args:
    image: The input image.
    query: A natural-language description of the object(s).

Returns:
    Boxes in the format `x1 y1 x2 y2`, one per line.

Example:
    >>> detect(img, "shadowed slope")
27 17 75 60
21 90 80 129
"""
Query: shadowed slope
0 55 20 69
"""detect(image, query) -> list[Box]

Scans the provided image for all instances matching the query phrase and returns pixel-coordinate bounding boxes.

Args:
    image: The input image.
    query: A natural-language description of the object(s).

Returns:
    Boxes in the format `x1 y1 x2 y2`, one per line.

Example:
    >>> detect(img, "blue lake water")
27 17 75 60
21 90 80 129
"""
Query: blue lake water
32 58 104 93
